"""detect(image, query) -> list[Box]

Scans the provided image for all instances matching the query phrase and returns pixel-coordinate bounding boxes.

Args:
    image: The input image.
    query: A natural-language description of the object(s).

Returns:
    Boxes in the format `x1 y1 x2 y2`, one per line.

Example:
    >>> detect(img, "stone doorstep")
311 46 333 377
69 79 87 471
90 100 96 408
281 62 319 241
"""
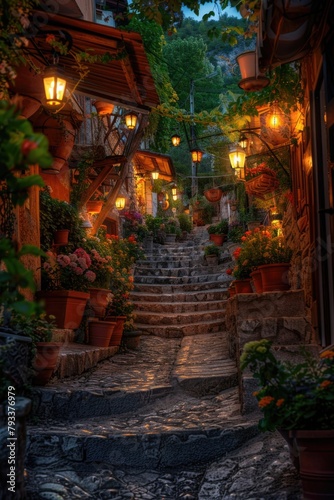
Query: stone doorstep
26 416 259 469
130 288 229 303
134 309 225 326
48 343 119 380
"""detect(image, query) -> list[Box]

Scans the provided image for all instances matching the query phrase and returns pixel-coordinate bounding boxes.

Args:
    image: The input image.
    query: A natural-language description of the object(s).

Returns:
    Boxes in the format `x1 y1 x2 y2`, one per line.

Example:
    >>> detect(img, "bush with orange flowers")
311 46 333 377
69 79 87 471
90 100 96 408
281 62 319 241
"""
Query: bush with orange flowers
240 339 334 431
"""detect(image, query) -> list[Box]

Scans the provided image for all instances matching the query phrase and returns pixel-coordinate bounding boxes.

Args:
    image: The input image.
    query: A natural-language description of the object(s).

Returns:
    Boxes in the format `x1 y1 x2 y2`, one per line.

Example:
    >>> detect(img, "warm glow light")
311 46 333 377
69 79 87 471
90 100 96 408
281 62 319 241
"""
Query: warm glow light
115 197 126 210
124 112 137 129
266 102 284 130
171 134 181 147
191 148 203 163
238 133 248 149
151 170 159 180
171 187 177 196
229 145 246 170
43 65 67 108
173 195 178 201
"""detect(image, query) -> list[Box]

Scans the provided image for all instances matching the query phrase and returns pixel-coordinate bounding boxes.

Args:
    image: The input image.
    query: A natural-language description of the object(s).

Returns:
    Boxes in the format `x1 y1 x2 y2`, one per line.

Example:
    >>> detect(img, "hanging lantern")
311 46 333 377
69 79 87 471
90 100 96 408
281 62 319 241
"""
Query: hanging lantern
151 170 159 180
43 65 67 108
191 148 203 163
229 144 246 171
173 195 178 201
260 102 291 145
171 133 181 147
171 186 177 196
124 112 137 129
238 133 248 150
115 197 126 210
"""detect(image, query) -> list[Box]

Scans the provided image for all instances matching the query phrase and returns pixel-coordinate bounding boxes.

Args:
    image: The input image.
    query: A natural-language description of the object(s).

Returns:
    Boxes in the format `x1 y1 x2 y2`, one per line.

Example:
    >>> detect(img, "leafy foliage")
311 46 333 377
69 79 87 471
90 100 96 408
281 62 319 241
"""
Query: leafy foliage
241 339 334 431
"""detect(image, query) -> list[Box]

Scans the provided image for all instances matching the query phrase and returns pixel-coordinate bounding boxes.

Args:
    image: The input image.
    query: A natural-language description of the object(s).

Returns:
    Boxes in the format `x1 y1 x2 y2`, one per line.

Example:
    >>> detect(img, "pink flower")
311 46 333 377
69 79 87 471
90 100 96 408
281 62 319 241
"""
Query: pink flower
74 267 84 275
57 255 71 267
85 270 96 282
77 257 88 270
69 254 78 262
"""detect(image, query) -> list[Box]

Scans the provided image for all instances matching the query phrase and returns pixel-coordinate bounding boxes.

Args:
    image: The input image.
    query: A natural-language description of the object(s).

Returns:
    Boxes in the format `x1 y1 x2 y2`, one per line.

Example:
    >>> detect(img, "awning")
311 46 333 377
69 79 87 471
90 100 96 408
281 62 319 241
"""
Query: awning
23 12 159 113
257 0 330 71
133 151 176 181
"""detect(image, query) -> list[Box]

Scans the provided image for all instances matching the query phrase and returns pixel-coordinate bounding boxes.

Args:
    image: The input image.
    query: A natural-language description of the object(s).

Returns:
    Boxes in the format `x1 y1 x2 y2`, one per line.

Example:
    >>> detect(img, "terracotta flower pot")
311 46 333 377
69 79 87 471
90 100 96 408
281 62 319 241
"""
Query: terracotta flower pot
88 320 116 347
204 188 223 203
205 254 218 266
250 269 263 293
32 342 61 386
209 234 225 246
93 101 114 115
289 430 334 499
89 288 112 318
36 290 89 329
32 113 76 174
228 286 236 297
234 279 253 294
258 263 290 292
86 200 103 214
105 315 126 346
53 229 70 245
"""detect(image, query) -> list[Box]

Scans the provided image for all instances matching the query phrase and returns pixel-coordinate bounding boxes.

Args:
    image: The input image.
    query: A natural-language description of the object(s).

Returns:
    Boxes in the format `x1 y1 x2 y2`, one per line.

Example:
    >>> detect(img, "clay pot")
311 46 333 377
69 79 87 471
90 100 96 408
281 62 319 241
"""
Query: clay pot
88 319 116 347
258 263 291 292
204 188 223 203
32 342 61 386
250 269 263 293
89 288 112 318
234 279 253 294
53 229 70 246
32 112 76 174
209 234 225 246
86 200 103 214
105 316 126 346
93 101 114 115
36 290 89 329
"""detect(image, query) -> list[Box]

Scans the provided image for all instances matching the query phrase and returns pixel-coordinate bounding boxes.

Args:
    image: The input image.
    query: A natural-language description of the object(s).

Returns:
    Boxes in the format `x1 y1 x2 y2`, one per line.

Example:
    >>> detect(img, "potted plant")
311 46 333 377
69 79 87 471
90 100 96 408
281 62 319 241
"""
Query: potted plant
203 187 223 203
204 244 220 266
207 219 229 246
38 248 97 329
228 246 253 293
240 339 334 498
257 235 293 292
245 162 279 198
163 217 180 244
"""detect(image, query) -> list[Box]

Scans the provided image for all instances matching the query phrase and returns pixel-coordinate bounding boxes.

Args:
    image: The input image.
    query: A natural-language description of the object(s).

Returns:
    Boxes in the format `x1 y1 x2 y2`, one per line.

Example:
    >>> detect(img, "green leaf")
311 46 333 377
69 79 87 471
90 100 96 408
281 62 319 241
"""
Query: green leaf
18 245 45 258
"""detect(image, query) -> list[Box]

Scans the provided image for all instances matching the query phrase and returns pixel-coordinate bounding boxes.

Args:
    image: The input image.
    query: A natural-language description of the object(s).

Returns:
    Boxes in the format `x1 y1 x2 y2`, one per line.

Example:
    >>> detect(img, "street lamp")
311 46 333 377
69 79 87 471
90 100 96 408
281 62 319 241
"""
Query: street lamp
171 133 181 147
124 112 137 129
115 197 126 210
151 170 159 180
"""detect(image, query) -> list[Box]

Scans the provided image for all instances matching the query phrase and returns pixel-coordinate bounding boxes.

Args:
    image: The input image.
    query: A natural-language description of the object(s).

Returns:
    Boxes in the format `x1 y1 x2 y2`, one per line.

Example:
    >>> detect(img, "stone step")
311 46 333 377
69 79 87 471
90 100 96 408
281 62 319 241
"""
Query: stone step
134 265 229 278
26 390 258 469
46 343 119 380
133 299 226 313
133 280 230 294
136 258 197 268
134 309 225 326
134 272 230 285
130 288 229 303
133 321 226 337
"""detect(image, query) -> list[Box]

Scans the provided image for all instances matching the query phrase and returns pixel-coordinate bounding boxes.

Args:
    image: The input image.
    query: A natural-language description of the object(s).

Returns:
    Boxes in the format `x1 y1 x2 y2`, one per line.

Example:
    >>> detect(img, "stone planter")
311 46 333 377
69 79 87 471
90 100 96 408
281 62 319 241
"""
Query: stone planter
164 233 176 244
0 398 31 500
36 290 89 329
122 330 141 349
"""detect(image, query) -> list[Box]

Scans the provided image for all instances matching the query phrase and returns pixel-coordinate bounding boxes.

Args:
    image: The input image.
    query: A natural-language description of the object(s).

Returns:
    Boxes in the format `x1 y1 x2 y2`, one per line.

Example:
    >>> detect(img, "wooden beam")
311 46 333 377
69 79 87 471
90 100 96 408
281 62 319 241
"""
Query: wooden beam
120 49 143 105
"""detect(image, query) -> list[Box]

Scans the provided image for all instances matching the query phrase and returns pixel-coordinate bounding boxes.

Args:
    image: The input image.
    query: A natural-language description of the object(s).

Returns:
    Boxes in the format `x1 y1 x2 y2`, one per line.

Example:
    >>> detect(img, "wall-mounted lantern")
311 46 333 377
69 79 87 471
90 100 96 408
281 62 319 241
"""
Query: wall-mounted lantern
151 170 159 180
115 196 126 210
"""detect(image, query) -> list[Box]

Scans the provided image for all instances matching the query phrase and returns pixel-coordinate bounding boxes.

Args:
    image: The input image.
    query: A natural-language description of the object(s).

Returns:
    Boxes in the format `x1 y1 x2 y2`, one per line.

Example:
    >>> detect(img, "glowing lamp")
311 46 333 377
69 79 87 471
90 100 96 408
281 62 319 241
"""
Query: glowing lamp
115 197 126 210
43 65 67 108
171 187 177 196
151 170 159 180
229 144 246 171
171 134 181 147
124 112 137 129
191 148 203 163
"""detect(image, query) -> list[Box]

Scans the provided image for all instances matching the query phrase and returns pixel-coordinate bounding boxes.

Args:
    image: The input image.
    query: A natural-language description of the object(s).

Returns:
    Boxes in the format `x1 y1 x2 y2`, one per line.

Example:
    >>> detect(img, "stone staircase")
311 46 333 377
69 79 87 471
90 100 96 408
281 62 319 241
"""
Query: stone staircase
25 228 259 492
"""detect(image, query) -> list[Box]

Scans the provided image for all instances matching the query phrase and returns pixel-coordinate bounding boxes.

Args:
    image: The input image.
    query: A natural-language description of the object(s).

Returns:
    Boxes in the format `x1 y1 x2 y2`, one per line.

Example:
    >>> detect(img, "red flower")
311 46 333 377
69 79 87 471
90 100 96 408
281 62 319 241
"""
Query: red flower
21 139 38 156
128 235 136 243
46 34 56 44
226 268 233 275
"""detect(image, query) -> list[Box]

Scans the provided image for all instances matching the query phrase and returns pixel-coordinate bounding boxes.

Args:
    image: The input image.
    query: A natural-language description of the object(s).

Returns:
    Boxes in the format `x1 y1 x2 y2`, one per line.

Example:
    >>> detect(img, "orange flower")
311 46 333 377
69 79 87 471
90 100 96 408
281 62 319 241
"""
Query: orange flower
276 399 284 407
320 380 332 388
258 396 275 408
252 391 259 397
320 350 334 359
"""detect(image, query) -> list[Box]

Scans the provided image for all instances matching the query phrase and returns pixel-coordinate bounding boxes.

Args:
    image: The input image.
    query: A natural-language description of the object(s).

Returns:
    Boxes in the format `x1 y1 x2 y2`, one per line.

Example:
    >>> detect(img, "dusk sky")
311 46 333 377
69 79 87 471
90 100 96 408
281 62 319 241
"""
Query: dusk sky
182 2 240 20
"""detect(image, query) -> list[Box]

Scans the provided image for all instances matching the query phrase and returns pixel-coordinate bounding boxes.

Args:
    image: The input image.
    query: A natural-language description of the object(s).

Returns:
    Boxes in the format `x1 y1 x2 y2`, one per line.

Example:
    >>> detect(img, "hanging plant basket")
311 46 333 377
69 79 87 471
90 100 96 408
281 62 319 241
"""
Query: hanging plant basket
204 188 223 203
86 200 103 214
245 173 279 198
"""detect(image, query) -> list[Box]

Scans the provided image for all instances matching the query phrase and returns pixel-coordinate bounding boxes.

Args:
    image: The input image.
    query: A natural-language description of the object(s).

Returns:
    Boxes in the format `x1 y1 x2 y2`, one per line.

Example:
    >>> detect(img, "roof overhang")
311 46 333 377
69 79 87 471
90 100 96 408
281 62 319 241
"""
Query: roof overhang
133 151 176 181
257 0 331 71
22 11 159 113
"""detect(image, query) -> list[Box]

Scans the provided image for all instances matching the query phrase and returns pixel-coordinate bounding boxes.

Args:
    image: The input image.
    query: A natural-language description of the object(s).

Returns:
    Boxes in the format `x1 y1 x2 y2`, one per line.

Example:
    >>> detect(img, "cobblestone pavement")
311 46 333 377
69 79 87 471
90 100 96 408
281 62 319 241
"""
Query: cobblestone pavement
25 431 302 499
26 336 303 499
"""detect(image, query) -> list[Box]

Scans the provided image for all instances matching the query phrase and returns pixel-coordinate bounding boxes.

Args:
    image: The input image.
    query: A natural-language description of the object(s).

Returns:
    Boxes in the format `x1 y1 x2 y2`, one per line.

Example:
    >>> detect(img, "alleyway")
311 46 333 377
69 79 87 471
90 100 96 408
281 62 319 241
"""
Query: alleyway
25 227 302 499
